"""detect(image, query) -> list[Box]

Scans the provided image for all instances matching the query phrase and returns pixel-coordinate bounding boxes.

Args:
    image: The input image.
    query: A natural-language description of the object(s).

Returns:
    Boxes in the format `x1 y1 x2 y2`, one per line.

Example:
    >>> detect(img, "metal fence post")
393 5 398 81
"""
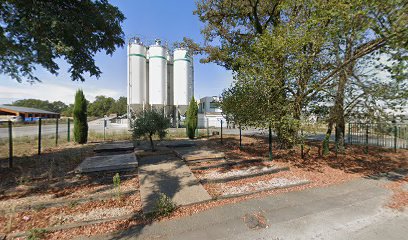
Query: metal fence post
220 119 223 144
394 124 397 153
104 119 107 141
335 125 338 157
67 118 71 142
239 126 242 149
365 123 368 154
301 128 304 159
55 118 59 146
38 118 42 155
8 121 13 168
207 118 209 137
268 125 272 161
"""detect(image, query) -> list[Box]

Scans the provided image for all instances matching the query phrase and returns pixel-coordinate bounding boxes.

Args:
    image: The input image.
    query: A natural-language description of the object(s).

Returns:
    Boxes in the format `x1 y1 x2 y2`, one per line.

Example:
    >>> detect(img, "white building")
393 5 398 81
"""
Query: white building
197 96 227 128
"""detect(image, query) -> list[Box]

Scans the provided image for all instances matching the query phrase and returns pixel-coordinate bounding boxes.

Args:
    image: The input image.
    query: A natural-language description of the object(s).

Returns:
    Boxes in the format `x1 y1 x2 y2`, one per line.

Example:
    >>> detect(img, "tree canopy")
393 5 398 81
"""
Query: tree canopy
196 0 408 148
132 108 171 151
0 0 125 82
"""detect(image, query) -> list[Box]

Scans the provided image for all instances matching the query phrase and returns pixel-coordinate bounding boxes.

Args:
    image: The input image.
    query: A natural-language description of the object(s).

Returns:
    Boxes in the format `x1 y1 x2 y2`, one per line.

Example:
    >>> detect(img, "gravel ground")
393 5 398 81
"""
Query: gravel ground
220 178 309 196
51 206 133 225
202 165 279 180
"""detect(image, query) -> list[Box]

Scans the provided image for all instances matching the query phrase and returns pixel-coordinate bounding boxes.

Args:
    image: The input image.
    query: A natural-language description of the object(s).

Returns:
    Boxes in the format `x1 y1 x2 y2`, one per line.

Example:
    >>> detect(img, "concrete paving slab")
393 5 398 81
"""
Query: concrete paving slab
75 153 137 173
174 147 225 161
94 142 134 153
158 140 197 148
138 154 179 165
135 147 173 157
138 157 211 213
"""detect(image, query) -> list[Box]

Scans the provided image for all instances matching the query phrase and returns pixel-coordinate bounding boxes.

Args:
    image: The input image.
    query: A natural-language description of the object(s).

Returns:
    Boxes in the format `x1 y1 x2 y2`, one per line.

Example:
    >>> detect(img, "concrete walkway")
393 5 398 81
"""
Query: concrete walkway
79 178 407 240
138 154 211 213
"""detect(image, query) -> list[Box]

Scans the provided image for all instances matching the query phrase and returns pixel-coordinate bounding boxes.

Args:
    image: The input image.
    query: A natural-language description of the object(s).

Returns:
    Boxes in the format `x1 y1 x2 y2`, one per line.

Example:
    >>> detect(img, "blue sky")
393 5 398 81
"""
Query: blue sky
0 0 233 104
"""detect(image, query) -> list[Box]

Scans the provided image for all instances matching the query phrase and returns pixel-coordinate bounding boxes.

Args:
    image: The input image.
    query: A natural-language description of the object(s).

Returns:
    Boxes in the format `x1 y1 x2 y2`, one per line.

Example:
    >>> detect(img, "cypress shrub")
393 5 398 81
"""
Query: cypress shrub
73 89 88 144
186 97 198 139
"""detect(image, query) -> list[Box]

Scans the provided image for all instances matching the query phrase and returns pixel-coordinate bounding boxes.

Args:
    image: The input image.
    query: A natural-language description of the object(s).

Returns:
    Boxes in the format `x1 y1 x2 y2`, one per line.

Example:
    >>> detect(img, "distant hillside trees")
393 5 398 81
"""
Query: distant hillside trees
10 96 127 118
11 99 68 113
87 96 127 117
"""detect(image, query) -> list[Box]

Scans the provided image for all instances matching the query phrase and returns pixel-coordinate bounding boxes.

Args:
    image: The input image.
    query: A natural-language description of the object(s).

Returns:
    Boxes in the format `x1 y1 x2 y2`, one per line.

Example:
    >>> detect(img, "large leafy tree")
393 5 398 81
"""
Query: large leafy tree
197 0 407 148
109 96 127 116
88 95 115 117
0 0 125 82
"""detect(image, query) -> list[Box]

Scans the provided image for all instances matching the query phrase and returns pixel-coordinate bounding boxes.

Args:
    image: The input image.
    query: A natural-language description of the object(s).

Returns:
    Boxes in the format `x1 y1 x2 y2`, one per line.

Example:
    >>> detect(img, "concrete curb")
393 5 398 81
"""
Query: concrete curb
7 212 141 239
183 157 226 164
215 180 311 199
199 166 290 184
0 190 138 214
190 159 266 170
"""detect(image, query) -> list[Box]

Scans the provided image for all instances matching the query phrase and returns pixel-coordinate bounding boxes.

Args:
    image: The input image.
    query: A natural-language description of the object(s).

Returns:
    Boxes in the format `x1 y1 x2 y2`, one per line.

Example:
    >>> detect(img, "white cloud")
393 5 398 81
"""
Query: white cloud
0 82 122 104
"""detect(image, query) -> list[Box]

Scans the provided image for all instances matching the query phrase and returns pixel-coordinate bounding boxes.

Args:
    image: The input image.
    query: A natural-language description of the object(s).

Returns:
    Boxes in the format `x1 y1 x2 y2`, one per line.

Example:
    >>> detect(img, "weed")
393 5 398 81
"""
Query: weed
32 204 47 211
4 205 16 233
154 193 176 217
27 228 48 240
113 173 121 199
68 200 79 208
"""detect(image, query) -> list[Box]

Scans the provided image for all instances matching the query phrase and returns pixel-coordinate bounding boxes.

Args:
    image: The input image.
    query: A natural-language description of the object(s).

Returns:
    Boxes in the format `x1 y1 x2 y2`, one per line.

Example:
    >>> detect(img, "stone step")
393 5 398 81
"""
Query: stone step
75 153 138 173
94 142 134 153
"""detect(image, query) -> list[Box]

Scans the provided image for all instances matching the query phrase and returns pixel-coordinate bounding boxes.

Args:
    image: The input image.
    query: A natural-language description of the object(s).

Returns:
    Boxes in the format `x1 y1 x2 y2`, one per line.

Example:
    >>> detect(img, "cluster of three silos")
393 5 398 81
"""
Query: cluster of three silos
127 38 193 120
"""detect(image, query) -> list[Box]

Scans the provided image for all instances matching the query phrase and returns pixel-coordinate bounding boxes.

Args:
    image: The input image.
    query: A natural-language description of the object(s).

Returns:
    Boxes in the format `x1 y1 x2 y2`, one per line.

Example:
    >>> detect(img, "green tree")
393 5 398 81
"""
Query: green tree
0 0 125 83
73 90 88 144
88 95 115 117
197 0 408 148
185 97 198 139
109 97 127 116
62 104 74 117
132 108 170 151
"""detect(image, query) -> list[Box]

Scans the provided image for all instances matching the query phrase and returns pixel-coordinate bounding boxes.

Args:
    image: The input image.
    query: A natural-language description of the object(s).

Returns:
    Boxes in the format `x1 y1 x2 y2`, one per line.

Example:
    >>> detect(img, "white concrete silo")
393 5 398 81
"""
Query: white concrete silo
148 39 168 107
127 38 147 113
173 48 193 113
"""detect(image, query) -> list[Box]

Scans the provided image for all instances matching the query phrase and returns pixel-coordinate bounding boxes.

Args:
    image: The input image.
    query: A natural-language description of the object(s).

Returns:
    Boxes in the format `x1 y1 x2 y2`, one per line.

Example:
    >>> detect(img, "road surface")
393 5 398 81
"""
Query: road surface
0 122 128 139
79 176 408 240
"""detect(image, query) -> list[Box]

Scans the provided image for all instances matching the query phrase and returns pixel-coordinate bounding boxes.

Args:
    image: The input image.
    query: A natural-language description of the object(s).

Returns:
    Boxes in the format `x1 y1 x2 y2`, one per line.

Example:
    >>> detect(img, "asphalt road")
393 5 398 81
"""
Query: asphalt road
82 177 408 240
0 122 128 139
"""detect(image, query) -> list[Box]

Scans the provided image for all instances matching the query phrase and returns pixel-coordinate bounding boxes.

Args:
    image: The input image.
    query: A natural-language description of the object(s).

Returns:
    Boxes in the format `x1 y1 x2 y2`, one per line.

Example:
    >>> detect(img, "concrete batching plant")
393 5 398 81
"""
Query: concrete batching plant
127 37 194 124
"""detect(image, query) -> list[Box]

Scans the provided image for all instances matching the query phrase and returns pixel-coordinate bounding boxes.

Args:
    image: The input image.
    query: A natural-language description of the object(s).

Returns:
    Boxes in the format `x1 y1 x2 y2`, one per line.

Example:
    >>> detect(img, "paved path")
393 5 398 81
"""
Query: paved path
138 154 211 213
79 177 407 240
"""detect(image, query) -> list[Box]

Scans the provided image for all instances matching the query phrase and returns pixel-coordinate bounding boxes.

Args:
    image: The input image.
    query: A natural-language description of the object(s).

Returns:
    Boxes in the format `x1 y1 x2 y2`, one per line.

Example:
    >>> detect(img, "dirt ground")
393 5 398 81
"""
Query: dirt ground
0 135 407 239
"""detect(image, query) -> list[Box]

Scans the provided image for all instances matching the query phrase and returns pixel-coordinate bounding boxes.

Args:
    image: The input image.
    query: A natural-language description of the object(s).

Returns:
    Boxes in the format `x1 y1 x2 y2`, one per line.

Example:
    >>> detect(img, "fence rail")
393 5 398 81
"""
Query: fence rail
0 118 132 168
347 122 408 150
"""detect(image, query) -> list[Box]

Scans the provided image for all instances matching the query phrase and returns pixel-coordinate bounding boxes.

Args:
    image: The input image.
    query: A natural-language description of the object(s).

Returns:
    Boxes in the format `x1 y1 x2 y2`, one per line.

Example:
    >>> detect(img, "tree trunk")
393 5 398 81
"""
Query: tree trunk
149 134 155 151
